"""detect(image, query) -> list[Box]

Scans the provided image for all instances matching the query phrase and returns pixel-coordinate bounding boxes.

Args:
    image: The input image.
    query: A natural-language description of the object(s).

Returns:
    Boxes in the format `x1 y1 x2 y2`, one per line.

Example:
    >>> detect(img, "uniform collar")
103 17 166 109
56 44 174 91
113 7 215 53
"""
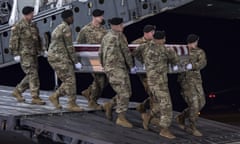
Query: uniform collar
62 21 69 25
21 18 32 26
110 29 121 35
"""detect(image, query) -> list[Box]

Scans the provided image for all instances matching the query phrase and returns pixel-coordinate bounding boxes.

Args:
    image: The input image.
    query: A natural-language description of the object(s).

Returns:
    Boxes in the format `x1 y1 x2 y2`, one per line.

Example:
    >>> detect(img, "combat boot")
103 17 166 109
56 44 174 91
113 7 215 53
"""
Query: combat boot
136 103 146 113
32 97 46 105
159 128 176 139
49 92 62 109
67 102 83 112
142 112 151 130
103 102 113 120
88 100 102 110
176 113 185 129
12 89 25 102
81 88 91 101
116 112 133 128
186 123 203 136
150 117 159 126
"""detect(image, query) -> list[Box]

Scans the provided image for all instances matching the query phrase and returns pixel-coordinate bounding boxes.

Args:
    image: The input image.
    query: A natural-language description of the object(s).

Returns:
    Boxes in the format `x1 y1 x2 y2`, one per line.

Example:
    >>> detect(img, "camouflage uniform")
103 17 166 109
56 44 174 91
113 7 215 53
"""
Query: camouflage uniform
99 30 133 113
135 40 178 129
47 21 78 106
9 18 43 100
177 46 207 132
131 37 148 44
132 37 152 113
76 23 107 104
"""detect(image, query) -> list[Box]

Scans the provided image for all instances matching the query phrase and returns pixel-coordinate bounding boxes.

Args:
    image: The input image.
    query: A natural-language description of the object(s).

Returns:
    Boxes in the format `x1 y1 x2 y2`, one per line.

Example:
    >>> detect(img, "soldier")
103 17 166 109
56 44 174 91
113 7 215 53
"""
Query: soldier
9 6 46 105
131 25 155 115
47 10 83 112
76 9 107 110
99 17 135 128
135 31 179 139
132 25 155 44
176 34 207 136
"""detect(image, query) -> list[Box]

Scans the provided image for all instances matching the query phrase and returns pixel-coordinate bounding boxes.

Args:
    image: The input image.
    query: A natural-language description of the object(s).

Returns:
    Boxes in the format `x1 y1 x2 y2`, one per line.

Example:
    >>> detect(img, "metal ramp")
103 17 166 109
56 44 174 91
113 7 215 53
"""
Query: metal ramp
0 85 240 144
20 111 240 144
0 85 137 130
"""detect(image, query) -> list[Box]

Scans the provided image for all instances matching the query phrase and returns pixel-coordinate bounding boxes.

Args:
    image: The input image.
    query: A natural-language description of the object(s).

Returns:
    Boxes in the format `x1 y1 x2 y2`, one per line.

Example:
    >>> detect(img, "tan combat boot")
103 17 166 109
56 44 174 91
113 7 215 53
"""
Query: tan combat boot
103 102 113 120
159 128 176 139
12 89 25 102
150 117 159 126
116 112 133 128
186 123 203 137
142 112 151 130
176 113 185 129
32 97 46 105
136 103 146 113
88 100 102 110
49 92 62 109
81 88 91 101
67 102 83 112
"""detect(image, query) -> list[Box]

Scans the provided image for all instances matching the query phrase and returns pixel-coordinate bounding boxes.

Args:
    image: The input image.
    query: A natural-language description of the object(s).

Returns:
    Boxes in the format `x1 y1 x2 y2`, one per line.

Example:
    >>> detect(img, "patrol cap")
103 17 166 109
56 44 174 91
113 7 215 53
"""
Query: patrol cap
108 17 123 25
143 25 156 33
61 10 73 19
153 30 165 39
92 9 104 17
187 34 199 43
22 6 34 15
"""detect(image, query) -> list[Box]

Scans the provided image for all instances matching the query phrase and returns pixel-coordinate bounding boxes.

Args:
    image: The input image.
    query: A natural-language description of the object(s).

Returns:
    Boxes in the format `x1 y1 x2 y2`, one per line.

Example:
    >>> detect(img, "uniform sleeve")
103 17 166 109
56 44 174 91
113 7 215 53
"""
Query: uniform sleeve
63 26 77 64
131 38 140 44
34 25 44 53
122 47 133 69
76 29 86 44
120 35 133 69
192 49 207 70
132 44 144 63
166 47 179 65
99 36 116 67
9 25 20 56
99 39 104 66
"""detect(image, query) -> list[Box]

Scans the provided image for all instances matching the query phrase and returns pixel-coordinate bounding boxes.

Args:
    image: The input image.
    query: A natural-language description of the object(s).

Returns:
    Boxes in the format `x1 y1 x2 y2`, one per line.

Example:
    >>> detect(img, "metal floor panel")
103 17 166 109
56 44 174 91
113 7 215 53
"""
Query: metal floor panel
1 85 240 143
20 111 240 144
0 85 138 117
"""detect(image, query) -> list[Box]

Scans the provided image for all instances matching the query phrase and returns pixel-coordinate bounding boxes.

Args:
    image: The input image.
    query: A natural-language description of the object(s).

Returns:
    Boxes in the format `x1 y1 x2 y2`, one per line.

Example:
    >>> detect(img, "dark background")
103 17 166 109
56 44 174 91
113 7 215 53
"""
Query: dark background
1 1 240 113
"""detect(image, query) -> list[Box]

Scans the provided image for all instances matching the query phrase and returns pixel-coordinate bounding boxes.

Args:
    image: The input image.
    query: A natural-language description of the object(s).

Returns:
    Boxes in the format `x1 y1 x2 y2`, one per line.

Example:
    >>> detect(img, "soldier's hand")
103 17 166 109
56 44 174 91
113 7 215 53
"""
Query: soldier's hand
13 56 20 62
186 63 193 70
172 65 179 71
75 62 82 70
130 66 137 74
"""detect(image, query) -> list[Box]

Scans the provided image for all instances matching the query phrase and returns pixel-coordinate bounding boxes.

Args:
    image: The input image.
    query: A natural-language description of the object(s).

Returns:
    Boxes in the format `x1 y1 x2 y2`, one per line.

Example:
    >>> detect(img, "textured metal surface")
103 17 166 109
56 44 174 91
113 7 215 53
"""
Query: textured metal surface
0 85 240 143
0 85 138 117
21 111 240 144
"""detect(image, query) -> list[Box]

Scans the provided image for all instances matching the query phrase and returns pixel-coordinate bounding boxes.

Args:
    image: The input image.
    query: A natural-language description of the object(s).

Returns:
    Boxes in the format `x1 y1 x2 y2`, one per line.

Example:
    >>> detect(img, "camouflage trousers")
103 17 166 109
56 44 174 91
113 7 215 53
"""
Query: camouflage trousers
137 74 152 110
48 57 77 102
180 82 206 123
83 73 108 101
138 74 153 97
105 68 132 113
16 54 39 98
148 73 173 128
